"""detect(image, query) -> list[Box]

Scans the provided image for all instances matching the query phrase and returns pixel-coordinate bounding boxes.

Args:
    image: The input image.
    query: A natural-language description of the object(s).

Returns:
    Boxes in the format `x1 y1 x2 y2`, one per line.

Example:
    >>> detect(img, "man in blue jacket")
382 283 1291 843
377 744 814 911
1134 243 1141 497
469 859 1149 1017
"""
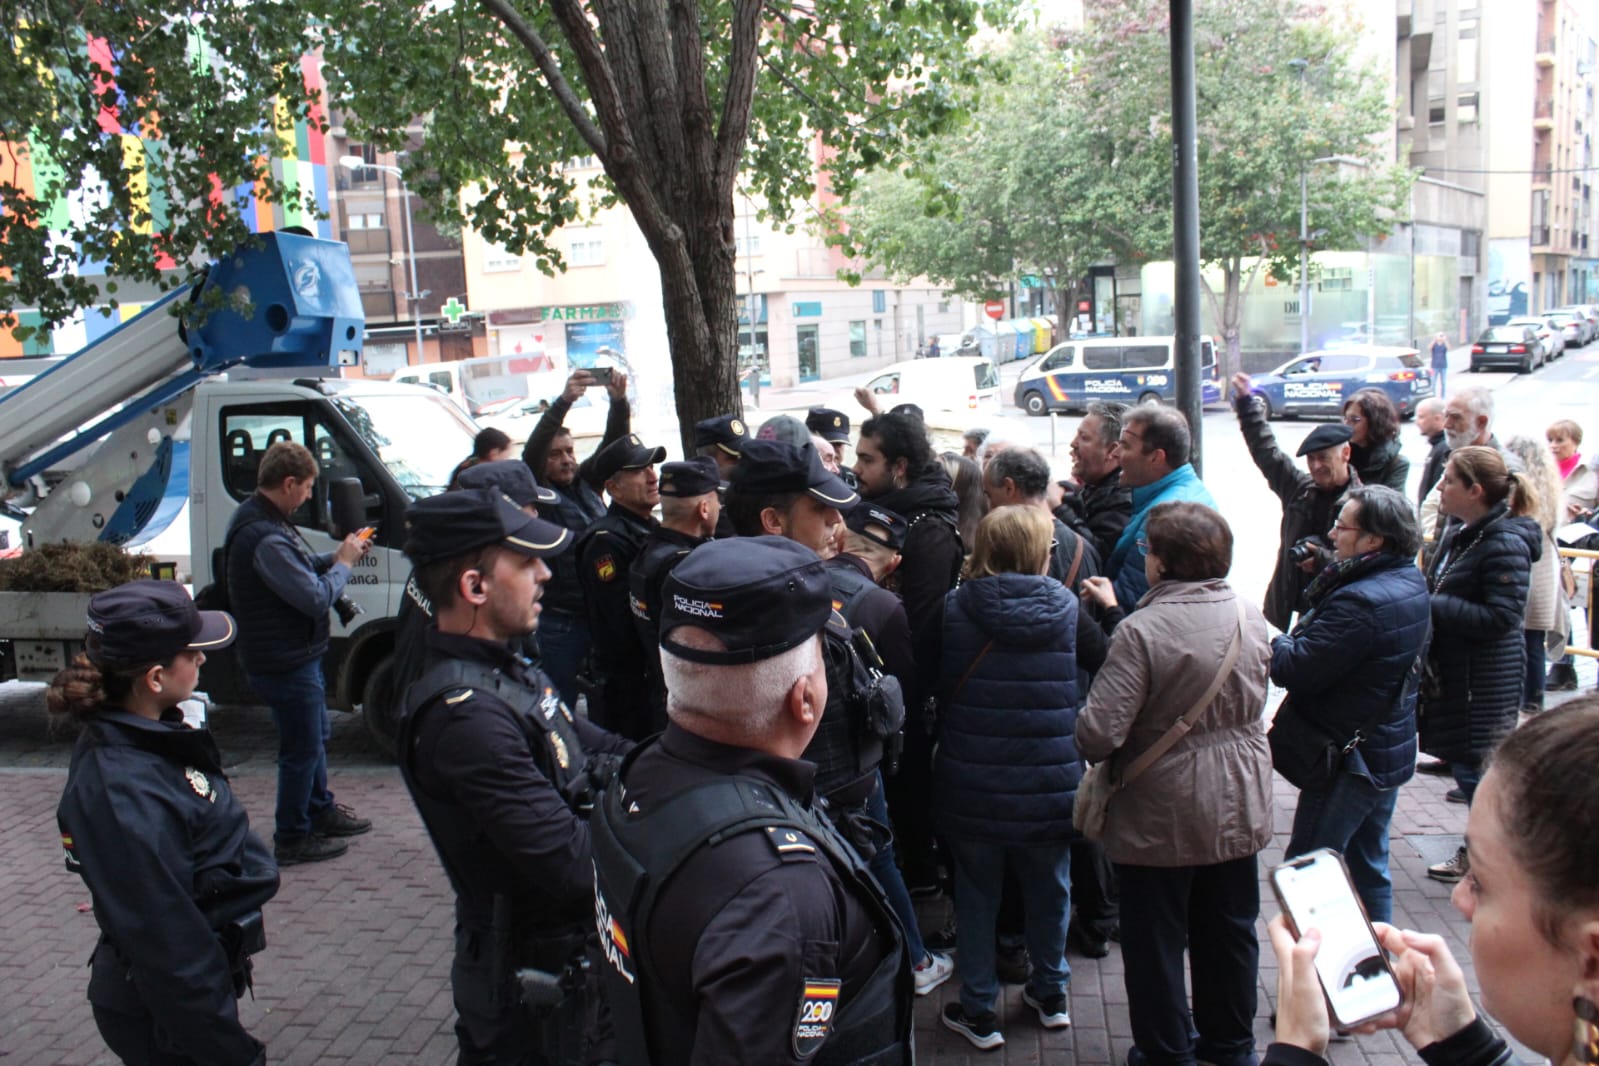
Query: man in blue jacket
1268 485 1430 922
1103 406 1216 611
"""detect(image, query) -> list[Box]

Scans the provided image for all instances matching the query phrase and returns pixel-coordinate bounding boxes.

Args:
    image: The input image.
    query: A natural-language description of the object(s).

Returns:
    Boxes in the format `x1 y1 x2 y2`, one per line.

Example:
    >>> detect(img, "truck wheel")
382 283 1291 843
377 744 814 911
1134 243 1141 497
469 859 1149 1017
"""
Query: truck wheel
1022 391 1047 417
1138 391 1162 406
360 654 399 760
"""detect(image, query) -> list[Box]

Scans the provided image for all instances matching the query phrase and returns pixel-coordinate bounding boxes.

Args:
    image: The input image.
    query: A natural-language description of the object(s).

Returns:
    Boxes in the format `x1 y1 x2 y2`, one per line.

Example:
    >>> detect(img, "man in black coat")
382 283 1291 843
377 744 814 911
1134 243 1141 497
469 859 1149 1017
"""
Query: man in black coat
1056 400 1133 562
1414 396 1450 507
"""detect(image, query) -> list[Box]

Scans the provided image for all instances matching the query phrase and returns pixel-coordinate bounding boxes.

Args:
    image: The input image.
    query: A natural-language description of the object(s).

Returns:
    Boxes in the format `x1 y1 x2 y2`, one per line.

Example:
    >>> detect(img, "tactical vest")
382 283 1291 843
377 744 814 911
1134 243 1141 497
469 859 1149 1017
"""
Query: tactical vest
544 481 609 615
574 508 654 672
826 559 880 628
591 746 913 1066
397 657 596 905
803 612 906 809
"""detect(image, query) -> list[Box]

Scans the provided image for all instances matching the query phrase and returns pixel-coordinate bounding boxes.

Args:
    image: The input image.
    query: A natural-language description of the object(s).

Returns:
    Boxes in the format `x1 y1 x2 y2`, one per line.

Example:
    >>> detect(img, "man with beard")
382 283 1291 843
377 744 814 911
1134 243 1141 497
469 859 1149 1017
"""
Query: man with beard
1232 372 1361 631
853 411 962 895
520 367 633 707
1057 401 1133 562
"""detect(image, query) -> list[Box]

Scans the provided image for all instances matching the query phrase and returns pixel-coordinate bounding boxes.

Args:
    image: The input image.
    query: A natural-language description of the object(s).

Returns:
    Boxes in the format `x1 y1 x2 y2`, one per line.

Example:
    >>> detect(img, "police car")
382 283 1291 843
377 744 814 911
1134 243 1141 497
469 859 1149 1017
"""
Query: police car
1012 335 1222 415
1246 345 1433 421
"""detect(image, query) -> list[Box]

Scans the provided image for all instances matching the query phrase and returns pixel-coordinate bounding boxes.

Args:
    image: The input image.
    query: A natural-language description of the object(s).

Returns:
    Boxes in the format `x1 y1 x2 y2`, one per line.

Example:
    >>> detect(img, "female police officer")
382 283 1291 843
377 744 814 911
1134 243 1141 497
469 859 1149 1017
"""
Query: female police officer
51 579 279 1065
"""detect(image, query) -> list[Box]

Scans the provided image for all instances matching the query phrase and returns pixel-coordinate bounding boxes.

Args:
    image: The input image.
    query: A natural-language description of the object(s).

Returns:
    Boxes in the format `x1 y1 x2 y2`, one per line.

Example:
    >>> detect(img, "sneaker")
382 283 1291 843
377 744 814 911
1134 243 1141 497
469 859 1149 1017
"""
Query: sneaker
312 803 373 837
274 833 349 866
995 943 1031 985
914 951 955 996
925 919 958 953
1427 845 1469 884
1416 758 1452 776
942 1003 1005 1050
1067 922 1111 959
1445 788 1468 804
1548 663 1579 691
1022 988 1072 1029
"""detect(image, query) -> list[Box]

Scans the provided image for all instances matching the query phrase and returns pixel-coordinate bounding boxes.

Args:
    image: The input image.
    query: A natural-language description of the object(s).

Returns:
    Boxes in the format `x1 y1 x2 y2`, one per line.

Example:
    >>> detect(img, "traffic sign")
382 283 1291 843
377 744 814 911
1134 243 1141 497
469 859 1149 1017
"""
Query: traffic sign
984 299 1005 319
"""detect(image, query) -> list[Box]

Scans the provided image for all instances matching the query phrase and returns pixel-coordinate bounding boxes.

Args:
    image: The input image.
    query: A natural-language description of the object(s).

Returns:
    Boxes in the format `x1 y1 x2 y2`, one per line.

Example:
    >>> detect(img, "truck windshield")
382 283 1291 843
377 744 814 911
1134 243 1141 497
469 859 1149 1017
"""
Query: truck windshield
332 392 478 500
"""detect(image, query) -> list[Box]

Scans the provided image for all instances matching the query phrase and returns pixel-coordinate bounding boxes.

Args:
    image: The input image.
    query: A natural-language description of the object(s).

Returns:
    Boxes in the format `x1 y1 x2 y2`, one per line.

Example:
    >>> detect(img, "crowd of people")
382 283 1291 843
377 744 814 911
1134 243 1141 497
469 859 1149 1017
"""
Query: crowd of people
44 364 1599 1066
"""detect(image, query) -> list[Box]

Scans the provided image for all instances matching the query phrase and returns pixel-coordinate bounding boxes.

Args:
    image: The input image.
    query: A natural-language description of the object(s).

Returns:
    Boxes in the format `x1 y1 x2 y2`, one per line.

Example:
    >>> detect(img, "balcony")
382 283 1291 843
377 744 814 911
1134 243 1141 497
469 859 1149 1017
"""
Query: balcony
1532 225 1552 248
1535 98 1555 130
1536 36 1557 66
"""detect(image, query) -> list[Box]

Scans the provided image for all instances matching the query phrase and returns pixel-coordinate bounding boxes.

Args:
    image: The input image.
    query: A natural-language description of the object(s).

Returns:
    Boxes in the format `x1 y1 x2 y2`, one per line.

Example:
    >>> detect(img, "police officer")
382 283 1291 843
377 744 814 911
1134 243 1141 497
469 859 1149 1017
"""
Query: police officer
575 433 666 739
592 537 914 1065
694 414 746 540
628 457 720 730
52 580 278 1066
398 489 633 1066
806 406 852 469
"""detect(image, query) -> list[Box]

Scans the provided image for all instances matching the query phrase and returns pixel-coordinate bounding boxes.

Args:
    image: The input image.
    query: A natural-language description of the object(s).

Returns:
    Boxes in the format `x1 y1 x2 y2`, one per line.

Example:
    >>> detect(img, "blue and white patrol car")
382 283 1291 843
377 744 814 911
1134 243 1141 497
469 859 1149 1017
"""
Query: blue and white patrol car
1246 345 1433 420
1012 335 1222 415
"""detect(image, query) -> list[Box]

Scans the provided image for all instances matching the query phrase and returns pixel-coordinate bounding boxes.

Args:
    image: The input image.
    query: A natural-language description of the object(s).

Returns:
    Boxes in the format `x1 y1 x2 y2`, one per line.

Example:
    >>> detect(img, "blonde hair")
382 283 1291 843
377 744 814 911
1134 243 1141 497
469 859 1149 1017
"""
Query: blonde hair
1448 446 1539 519
963 505 1051 580
1504 435 1563 533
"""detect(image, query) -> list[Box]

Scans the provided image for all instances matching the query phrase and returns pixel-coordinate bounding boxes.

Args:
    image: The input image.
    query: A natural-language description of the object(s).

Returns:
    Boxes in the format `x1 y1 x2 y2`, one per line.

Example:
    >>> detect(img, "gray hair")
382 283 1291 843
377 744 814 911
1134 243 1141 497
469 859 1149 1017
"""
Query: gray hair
1083 401 1129 448
1504 434 1564 534
983 446 1052 500
1450 386 1494 428
661 630 821 743
1344 485 1421 558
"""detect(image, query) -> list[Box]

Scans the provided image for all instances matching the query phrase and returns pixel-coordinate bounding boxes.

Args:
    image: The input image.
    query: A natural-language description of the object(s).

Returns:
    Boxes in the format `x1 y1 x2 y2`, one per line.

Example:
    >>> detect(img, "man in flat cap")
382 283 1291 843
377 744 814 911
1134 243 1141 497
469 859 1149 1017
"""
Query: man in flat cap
805 407 851 468
591 537 915 1065
1231 372 1360 629
397 489 633 1066
576 433 666 739
521 368 634 709
629 457 721 729
693 414 745 539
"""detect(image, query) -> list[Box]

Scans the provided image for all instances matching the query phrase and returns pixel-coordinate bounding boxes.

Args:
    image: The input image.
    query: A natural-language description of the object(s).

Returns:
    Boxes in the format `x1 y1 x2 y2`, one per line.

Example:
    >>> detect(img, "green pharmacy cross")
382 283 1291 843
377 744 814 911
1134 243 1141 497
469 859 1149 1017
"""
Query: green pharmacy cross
441 297 467 323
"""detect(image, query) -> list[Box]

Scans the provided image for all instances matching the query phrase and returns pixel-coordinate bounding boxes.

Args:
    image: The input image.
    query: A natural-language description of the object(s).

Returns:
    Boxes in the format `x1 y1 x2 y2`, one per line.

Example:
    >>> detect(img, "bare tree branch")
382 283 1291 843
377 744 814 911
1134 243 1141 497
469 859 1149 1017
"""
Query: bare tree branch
475 0 607 161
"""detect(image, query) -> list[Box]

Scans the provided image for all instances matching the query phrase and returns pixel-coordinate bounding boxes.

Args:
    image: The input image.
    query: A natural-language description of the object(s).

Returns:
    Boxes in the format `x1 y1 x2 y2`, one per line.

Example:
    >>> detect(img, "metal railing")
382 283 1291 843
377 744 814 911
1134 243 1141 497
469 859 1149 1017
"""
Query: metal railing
1560 546 1598 659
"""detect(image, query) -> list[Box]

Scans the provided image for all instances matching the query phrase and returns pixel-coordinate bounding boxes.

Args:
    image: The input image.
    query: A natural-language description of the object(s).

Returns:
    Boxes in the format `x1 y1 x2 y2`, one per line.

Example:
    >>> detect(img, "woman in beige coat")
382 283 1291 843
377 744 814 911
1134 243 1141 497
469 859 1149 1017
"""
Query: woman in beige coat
1077 501 1272 1066
1505 435 1564 713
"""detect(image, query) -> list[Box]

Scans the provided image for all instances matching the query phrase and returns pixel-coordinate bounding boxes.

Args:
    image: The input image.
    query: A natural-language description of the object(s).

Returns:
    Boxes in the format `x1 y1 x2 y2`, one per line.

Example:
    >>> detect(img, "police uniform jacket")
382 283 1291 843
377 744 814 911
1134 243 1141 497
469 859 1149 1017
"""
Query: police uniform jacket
629 525 711 725
576 502 657 679
825 554 917 709
614 724 901 1065
405 631 633 928
57 708 279 1066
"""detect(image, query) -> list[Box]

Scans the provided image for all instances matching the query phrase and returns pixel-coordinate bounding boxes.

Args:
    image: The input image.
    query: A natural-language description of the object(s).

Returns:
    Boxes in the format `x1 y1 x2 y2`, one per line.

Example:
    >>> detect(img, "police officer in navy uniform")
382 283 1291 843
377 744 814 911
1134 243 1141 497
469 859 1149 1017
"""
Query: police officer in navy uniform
805 406 852 470
575 433 666 739
52 580 278 1066
398 489 633 1066
693 414 746 540
628 457 721 730
592 537 914 1065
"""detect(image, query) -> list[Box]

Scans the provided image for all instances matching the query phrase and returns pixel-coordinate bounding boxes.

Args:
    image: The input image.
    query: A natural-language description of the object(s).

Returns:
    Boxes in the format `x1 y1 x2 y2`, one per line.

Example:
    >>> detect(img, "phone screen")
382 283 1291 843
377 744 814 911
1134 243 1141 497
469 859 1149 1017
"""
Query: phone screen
1271 849 1401 1026
590 366 613 385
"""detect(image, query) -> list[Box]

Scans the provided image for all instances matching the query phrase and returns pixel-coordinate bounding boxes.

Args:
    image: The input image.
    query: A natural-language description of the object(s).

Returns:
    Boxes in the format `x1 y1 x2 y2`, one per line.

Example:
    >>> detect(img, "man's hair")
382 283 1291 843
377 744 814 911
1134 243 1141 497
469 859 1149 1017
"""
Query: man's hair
1344 485 1421 558
413 545 507 613
1549 419 1584 446
1416 396 1444 418
257 440 317 487
661 629 821 743
661 493 711 527
860 412 935 474
1145 501 1231 580
724 485 803 537
962 427 991 447
842 529 898 571
1123 406 1192 468
964 504 1052 580
1083 401 1128 448
473 427 512 459
1449 386 1494 430
983 446 1052 501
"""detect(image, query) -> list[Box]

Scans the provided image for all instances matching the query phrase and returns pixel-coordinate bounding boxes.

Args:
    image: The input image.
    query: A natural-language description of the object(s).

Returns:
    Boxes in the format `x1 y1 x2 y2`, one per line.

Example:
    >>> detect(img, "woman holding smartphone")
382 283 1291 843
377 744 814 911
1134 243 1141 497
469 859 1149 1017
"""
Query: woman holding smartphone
1266 698 1599 1066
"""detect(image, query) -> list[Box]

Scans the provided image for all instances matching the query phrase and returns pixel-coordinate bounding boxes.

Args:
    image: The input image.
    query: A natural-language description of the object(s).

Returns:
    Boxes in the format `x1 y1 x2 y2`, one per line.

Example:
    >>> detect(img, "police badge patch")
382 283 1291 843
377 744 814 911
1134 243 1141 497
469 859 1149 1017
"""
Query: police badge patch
792 978 840 1057
185 767 216 802
595 554 617 582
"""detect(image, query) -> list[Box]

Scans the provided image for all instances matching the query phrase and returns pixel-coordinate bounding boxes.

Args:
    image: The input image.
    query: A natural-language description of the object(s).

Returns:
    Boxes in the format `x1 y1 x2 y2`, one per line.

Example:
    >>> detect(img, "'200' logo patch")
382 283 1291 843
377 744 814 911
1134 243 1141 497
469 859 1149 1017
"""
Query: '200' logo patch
792 979 840 1057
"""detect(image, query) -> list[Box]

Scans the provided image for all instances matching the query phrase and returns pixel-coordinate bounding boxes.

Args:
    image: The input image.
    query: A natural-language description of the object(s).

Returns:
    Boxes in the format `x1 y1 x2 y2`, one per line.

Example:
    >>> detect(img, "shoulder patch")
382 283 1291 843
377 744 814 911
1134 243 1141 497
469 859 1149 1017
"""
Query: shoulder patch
595 554 617 582
764 825 817 861
444 689 474 705
185 767 216 802
793 978 840 1057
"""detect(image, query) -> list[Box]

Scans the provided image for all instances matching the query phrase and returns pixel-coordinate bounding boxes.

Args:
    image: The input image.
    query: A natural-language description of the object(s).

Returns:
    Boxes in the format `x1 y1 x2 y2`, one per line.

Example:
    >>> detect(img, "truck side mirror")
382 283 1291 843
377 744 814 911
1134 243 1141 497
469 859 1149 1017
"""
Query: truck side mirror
328 478 366 539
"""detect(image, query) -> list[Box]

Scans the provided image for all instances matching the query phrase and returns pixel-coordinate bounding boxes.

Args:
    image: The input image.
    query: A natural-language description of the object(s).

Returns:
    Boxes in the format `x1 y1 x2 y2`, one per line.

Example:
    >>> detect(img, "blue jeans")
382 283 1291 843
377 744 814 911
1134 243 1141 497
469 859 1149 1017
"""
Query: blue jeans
1451 761 1481 804
248 661 334 840
1433 367 1447 398
947 837 1071 1016
1285 767 1400 923
865 775 925 964
536 608 590 711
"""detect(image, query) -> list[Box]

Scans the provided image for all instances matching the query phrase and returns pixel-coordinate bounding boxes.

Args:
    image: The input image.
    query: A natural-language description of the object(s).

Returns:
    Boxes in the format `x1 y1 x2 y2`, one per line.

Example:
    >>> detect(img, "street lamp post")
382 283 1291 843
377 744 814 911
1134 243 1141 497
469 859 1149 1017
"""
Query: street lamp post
1289 58 1310 355
339 155 425 364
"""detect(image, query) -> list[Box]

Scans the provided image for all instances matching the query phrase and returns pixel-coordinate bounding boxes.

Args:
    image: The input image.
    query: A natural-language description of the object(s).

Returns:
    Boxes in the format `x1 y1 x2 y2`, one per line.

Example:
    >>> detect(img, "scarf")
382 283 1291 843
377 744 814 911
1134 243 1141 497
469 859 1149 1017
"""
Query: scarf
1559 452 1582 482
1301 549 1387 612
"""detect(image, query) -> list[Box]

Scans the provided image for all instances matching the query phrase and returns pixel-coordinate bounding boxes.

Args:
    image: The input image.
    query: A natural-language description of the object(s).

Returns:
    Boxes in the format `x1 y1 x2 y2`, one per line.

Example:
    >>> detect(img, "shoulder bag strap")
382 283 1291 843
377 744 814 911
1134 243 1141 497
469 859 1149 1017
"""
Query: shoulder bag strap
945 639 994 706
1119 594 1247 789
1063 533 1086 589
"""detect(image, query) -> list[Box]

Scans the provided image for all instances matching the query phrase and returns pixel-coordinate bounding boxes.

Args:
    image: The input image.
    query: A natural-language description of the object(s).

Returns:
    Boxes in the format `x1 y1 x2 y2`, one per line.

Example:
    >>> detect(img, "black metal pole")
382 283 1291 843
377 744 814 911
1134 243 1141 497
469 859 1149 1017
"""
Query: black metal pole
1170 0 1203 474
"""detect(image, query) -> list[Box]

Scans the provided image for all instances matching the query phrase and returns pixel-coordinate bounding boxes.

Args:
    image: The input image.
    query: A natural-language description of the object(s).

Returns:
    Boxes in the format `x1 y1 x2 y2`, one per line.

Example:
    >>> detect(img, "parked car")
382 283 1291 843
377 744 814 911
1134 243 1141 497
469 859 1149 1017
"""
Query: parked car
1507 316 1563 358
1550 305 1597 345
862 356 1000 418
1245 345 1433 420
1543 312 1586 350
1470 325 1546 373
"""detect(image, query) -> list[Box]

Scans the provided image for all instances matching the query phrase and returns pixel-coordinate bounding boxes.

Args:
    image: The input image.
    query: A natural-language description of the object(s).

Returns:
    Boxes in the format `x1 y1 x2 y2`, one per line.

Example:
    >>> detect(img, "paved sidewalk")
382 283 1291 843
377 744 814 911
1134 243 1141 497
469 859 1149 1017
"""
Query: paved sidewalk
1 681 1570 1064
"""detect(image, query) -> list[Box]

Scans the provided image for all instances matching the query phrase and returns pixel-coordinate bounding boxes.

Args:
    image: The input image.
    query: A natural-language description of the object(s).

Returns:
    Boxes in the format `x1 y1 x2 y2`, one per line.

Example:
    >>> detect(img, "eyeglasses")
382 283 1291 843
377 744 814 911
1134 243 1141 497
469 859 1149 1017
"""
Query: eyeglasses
1344 415 1364 425
1330 523 1362 535
1136 536 1151 556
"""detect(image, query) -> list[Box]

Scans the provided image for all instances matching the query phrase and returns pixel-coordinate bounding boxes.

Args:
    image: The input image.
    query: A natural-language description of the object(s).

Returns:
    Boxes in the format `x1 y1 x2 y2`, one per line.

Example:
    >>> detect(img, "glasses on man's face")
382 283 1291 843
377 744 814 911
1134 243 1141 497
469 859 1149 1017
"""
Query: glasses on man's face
1136 536 1151 556
1330 522 1362 536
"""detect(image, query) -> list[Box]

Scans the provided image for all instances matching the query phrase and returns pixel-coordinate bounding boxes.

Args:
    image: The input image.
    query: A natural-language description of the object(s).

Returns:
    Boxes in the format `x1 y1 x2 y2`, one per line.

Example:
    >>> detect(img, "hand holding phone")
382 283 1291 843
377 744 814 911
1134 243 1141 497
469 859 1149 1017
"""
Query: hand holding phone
589 365 614 386
356 526 377 542
1270 849 1403 1029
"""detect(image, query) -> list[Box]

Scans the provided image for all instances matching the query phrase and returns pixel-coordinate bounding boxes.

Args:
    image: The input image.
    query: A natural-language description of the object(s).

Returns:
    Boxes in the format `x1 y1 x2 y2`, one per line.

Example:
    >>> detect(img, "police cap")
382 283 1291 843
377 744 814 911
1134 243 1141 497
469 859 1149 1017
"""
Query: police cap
660 536 833 665
844 502 909 552
659 457 721 498
755 414 811 447
454 460 559 507
805 407 851 444
693 414 747 457
404 489 571 567
1296 423 1354 457
730 439 859 510
592 434 667 484
86 579 235 667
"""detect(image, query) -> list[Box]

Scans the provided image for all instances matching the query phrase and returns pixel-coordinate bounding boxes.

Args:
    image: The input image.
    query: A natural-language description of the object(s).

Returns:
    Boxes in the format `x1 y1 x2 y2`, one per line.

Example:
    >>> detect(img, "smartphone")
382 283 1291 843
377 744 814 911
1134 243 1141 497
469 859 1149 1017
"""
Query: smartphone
589 365 614 386
355 526 377 542
1270 849 1402 1028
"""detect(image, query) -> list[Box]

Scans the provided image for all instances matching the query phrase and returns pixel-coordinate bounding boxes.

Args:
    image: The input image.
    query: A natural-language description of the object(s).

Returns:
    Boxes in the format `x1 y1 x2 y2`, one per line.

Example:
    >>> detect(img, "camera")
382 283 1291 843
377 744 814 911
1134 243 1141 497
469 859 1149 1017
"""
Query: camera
333 594 364 627
1287 537 1324 566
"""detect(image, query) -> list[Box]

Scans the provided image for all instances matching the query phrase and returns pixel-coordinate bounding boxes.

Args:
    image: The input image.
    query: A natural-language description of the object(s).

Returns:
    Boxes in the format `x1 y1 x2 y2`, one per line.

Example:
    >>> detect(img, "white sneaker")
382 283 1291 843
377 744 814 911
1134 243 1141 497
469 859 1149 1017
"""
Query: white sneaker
1022 988 1072 1029
914 950 955 996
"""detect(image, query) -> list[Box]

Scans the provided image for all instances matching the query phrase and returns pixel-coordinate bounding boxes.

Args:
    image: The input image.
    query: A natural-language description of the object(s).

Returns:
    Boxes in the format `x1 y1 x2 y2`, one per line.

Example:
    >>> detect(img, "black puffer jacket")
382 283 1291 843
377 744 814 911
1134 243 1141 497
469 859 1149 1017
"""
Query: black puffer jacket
873 465 963 677
1420 503 1539 765
1350 437 1410 494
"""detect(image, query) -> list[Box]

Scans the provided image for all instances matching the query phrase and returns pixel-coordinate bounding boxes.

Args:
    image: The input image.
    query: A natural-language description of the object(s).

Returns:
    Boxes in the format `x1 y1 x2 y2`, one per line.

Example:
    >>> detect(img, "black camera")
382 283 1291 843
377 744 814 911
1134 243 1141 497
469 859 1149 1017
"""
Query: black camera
1287 537 1323 566
333 594 364 627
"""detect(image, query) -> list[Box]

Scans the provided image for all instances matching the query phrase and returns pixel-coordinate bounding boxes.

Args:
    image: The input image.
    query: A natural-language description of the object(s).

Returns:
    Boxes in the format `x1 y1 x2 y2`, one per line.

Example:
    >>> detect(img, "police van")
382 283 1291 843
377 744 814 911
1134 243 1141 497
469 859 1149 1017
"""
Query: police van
1246 345 1433 420
1012 335 1222 416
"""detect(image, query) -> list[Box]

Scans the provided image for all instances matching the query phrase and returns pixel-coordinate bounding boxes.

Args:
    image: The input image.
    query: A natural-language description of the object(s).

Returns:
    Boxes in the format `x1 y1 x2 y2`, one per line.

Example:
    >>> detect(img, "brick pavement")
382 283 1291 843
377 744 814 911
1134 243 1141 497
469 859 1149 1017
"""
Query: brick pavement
3 679 1576 1064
